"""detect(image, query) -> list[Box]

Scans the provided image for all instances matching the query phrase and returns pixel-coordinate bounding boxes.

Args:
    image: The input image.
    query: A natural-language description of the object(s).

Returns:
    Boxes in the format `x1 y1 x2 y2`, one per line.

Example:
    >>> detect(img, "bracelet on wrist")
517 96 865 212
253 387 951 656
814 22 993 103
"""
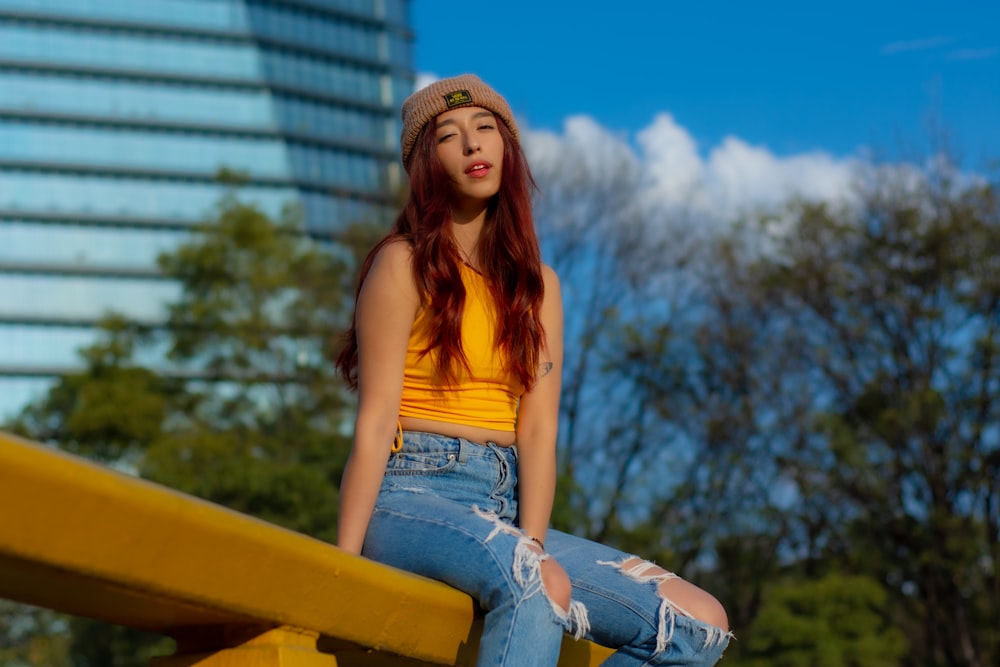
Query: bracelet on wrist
525 534 545 550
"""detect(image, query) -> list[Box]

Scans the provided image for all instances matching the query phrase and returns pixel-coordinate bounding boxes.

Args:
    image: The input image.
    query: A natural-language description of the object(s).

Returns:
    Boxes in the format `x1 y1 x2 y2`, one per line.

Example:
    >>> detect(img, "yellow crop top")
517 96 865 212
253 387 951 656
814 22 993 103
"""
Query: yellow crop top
398 262 524 431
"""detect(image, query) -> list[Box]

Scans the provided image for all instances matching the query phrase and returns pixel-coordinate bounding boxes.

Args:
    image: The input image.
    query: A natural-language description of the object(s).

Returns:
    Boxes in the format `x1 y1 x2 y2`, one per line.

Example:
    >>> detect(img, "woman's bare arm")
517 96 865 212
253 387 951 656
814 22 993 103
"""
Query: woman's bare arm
337 241 418 554
514 265 564 546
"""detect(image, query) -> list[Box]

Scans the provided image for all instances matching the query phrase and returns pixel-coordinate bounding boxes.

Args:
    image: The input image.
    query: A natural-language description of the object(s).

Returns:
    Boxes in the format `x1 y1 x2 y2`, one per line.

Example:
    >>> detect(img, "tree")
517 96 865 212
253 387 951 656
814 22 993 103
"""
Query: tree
534 136 998 665
736 573 907 667
142 192 358 541
531 124 704 543
742 162 1000 667
0 601 70 667
10 314 171 468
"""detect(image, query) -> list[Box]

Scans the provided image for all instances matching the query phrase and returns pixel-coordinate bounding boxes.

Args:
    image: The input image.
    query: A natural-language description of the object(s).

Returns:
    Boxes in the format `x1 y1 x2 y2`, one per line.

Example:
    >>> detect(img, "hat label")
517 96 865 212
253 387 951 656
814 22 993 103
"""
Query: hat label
444 89 473 108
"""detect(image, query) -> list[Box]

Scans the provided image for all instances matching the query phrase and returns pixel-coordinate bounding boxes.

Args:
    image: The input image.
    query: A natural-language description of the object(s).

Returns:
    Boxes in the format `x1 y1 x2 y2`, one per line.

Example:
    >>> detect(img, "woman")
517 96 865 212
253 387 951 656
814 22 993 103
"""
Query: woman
336 74 731 666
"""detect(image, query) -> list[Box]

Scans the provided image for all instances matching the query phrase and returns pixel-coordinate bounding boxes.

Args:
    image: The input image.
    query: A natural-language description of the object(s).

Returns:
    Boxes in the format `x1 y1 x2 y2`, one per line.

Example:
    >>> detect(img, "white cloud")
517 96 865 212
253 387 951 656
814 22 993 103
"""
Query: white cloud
636 113 706 208
705 136 856 215
414 72 439 91
525 112 858 222
525 115 637 183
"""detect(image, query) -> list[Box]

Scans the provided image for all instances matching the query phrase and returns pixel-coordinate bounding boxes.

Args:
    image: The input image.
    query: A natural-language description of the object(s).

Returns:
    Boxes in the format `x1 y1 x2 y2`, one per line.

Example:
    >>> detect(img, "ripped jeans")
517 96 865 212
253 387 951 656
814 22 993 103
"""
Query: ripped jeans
363 432 731 667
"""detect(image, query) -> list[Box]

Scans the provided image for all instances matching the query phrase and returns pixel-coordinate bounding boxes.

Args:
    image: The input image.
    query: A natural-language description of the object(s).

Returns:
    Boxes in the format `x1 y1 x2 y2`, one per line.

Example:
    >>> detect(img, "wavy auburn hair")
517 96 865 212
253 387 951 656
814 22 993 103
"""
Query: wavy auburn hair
336 116 545 391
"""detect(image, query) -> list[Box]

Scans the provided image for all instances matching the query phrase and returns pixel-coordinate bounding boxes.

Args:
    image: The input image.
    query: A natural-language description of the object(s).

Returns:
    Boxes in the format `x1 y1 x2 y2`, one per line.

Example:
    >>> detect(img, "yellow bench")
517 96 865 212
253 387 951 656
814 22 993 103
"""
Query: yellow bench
0 431 613 666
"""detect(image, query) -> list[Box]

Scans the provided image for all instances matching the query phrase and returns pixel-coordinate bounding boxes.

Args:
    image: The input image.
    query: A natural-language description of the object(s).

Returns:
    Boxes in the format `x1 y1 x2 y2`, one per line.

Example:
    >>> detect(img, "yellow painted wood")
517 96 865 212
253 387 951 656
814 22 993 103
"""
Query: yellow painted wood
0 431 614 666
152 627 338 667
155 645 336 667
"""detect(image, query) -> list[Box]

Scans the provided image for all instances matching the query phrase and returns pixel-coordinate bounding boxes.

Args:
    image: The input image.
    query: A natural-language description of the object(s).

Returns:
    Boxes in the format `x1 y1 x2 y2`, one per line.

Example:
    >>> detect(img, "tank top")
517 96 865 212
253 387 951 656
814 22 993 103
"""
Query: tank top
398 262 523 431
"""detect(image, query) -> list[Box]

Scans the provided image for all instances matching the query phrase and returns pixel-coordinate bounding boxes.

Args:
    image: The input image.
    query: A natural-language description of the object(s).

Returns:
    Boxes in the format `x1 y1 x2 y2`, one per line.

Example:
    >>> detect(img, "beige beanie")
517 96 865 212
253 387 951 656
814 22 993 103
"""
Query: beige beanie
400 74 519 170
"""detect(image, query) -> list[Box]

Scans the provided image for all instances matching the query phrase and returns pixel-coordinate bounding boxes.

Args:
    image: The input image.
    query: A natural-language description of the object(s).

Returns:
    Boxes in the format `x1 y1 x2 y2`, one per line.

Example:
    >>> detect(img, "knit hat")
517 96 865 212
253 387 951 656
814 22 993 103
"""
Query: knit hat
400 74 519 170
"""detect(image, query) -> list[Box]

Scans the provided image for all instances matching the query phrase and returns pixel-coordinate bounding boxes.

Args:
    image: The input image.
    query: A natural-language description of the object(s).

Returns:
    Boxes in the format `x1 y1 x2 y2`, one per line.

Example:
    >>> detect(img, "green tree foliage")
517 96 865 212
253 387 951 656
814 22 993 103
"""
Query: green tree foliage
597 231 809 629
143 193 357 541
11 315 171 467
736 573 906 667
0 602 69 667
64 621 172 667
745 166 1000 667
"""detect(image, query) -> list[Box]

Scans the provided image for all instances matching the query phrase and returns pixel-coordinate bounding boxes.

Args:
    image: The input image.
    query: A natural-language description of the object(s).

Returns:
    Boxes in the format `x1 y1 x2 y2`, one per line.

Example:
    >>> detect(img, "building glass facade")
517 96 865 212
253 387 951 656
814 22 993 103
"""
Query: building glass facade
0 0 414 417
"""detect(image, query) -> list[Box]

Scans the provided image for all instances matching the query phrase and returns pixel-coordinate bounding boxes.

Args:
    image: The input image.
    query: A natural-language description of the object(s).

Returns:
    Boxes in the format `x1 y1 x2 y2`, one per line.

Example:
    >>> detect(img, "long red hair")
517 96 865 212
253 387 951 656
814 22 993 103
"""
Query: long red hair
336 116 545 391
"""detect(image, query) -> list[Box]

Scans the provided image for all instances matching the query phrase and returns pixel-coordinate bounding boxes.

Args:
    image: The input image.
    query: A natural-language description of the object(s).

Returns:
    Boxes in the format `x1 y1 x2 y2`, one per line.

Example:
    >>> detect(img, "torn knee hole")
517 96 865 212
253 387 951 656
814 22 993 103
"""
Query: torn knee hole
600 556 730 651
469 507 590 637
540 563 572 613
654 577 729 631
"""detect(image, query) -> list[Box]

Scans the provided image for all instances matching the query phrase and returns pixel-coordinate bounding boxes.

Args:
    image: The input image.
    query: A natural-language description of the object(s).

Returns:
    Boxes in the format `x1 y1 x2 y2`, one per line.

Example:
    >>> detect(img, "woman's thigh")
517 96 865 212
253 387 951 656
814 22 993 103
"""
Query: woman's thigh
363 491 526 609
363 432 528 609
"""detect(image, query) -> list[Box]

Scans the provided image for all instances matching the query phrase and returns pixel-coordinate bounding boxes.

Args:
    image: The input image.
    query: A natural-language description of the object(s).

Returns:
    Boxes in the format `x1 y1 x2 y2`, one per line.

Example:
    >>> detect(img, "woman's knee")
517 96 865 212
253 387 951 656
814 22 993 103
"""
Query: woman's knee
539 556 572 612
611 557 728 631
657 577 729 632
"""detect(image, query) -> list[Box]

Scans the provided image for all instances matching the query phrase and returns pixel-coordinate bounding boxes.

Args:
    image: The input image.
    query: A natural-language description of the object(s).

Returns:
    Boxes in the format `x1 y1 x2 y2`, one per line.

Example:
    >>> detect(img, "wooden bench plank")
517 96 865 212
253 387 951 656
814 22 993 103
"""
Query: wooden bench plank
0 431 613 665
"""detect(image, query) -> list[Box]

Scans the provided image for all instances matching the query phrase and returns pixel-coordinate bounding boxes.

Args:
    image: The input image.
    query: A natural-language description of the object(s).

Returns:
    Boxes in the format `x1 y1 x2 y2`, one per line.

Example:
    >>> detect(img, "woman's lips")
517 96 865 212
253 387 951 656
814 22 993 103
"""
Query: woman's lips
465 161 491 178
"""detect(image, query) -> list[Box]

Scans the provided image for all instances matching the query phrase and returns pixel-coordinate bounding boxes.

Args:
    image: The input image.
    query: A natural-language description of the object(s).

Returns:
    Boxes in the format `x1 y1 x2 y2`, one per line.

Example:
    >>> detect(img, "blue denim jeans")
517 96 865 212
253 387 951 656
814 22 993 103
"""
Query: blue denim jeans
362 431 731 667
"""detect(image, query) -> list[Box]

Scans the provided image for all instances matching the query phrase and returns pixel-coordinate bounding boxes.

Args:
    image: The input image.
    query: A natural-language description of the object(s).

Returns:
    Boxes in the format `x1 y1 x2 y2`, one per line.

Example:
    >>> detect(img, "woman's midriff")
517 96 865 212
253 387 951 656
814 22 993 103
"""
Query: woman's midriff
398 416 516 447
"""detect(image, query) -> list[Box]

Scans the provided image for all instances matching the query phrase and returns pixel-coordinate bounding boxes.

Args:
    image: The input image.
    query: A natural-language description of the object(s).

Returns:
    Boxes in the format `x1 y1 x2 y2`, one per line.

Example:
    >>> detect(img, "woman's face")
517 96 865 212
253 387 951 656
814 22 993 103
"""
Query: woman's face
433 105 504 205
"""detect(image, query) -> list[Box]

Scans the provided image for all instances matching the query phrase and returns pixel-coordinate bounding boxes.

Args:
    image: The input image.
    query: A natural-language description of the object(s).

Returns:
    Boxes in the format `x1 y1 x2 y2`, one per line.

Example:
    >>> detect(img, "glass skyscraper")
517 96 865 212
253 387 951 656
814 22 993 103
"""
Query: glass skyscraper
0 0 414 417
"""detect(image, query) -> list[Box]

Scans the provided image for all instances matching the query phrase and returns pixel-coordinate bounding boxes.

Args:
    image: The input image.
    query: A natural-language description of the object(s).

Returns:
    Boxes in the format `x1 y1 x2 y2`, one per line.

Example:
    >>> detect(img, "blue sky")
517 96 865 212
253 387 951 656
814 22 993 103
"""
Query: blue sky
411 1 1000 166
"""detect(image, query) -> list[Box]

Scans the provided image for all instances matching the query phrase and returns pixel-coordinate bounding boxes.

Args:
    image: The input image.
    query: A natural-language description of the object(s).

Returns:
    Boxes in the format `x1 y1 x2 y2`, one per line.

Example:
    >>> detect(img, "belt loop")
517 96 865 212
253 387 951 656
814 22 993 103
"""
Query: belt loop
457 438 471 464
484 441 506 461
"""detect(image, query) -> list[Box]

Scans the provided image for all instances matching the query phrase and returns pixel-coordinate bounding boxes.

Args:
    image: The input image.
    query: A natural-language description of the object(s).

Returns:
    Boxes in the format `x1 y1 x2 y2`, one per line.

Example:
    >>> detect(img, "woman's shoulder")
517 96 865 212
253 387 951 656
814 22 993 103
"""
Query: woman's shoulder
537 263 562 309
369 237 415 277
539 262 561 289
360 237 418 303
374 237 413 263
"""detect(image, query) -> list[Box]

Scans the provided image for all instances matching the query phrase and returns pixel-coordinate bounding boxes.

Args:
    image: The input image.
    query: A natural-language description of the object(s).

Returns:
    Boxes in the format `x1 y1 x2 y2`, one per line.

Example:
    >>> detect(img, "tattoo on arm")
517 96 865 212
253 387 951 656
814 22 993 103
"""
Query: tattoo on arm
538 362 553 378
